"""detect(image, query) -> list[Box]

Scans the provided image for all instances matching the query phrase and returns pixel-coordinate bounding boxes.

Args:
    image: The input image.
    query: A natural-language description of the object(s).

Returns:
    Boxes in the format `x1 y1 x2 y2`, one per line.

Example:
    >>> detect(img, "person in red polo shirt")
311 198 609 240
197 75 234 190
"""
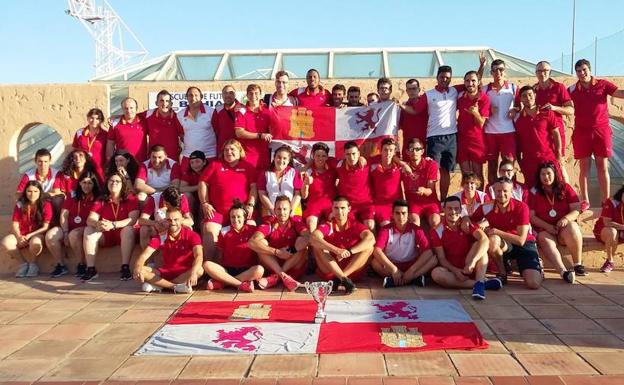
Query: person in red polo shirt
83 171 140 282
45 171 101 279
514 85 563 188
199 139 257 260
107 97 148 162
2 181 53 278
431 196 502 300
288 68 331 107
374 200 436 288
302 142 337 232
179 150 208 218
401 138 441 229
398 79 428 158
529 162 582 284
134 144 181 202
457 71 490 183
336 141 375 230
178 86 217 170
143 90 184 162
453 172 491 217
569 59 624 206
56 149 101 196
138 186 193 249
213 85 243 153
469 177 542 289
16 148 63 200
203 201 266 293
235 84 272 169
133 208 203 294
72 108 108 174
310 196 375 294
593 184 624 273
248 196 309 291
371 138 403 227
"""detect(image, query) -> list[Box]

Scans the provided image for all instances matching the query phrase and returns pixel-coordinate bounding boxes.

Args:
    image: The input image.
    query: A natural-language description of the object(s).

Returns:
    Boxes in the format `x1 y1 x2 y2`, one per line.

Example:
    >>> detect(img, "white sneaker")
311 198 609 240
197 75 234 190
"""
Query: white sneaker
173 283 192 294
25 263 39 277
141 282 162 293
15 263 29 278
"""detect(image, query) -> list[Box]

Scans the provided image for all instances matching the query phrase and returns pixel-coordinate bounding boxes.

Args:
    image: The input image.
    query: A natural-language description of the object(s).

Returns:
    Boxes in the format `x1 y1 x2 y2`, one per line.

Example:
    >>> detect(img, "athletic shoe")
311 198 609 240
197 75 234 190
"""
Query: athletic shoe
120 264 132 281
81 267 98 282
484 277 503 291
25 263 39 278
50 264 68 278
413 275 426 287
238 281 254 293
600 260 614 273
574 264 587 276
563 270 575 284
173 283 192 294
342 277 356 294
206 279 225 290
141 282 162 293
331 277 342 290
472 281 486 300
580 200 590 213
15 262 29 278
496 274 508 286
260 274 280 289
382 276 395 289
281 273 301 292
504 258 514 275
75 263 87 277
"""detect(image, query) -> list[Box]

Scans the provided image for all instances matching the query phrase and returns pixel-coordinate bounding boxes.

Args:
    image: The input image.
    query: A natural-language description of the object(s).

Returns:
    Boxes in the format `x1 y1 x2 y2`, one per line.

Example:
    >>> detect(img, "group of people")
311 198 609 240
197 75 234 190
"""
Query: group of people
3 57 623 300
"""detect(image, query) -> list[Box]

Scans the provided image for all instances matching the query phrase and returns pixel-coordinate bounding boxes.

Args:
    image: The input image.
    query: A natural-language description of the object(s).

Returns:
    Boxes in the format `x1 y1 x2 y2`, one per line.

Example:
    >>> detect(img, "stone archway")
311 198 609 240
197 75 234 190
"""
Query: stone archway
16 122 65 174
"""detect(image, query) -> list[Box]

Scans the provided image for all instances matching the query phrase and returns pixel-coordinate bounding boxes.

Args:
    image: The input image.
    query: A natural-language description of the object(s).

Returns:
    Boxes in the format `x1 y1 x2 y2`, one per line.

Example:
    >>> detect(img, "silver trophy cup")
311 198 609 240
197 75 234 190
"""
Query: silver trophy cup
304 281 333 323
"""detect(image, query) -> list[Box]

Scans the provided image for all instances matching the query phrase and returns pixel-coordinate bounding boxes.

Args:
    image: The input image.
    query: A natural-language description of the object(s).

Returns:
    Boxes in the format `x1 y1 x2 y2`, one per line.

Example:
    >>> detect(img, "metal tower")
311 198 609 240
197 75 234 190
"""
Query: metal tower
66 0 148 77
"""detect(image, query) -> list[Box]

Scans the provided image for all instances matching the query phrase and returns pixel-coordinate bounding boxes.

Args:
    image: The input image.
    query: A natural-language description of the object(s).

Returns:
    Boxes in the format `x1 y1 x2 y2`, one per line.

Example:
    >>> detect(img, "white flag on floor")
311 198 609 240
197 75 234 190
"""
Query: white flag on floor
324 299 472 323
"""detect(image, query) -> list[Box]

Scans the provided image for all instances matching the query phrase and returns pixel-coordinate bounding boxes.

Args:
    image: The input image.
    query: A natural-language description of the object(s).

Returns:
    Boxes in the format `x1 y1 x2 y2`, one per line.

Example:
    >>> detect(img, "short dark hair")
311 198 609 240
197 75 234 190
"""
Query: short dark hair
491 59 505 69
86 108 105 121
519 85 534 96
377 77 392 91
464 70 479 79
495 176 514 185
332 84 346 94
186 86 202 99
35 148 51 159
306 68 320 78
162 186 182 209
150 144 166 154
275 70 289 79
229 199 248 218
156 89 171 100
406 78 420 88
333 195 350 204
274 195 291 205
381 137 397 147
347 86 360 94
443 195 461 206
392 199 409 210
575 59 591 71
343 141 359 151
461 172 481 188
613 184 624 203
312 142 330 155
437 65 452 76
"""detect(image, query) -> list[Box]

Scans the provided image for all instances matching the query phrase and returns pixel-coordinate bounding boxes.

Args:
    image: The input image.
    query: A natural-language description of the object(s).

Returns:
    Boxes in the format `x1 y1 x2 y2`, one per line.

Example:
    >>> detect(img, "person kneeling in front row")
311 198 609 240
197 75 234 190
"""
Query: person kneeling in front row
133 208 203 293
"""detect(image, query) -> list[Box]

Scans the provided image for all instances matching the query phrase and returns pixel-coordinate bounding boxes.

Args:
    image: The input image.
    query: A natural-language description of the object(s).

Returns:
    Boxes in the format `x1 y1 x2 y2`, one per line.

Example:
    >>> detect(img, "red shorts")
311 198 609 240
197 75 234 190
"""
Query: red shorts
316 256 366 282
485 132 516 161
373 203 393 224
100 227 138 248
303 199 332 220
203 211 229 226
394 259 416 272
457 135 486 164
350 202 375 221
572 128 612 159
409 202 440 218
158 265 191 281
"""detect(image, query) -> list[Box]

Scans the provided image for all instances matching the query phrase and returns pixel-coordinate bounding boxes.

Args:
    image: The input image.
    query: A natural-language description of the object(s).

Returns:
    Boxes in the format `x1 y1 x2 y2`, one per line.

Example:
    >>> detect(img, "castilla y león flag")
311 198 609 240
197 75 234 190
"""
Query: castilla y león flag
269 101 399 161
137 299 487 355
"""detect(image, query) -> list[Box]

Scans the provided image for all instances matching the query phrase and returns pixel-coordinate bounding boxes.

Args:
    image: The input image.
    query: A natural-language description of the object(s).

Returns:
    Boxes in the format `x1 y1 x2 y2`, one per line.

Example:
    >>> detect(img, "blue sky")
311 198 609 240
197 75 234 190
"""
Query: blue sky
1 0 622 83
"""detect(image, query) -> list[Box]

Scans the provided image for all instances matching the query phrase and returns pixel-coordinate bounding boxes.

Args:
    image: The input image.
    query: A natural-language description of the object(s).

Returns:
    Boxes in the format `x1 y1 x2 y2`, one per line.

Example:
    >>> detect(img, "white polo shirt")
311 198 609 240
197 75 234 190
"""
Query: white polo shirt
424 85 460 137
482 82 517 134
177 104 217 158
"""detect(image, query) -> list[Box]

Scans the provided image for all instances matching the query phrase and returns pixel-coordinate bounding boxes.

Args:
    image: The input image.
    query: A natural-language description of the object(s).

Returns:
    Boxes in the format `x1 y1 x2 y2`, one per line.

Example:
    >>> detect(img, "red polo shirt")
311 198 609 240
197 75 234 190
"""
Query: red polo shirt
528 183 579 229
108 115 148 161
12 201 53 235
430 222 480 269
318 218 368 253
569 78 618 132
234 104 271 168
289 86 331 108
62 194 95 231
212 101 242 153
400 96 428 155
217 224 258 268
336 160 372 205
401 157 439 205
200 159 257 214
148 227 201 272
514 109 559 157
370 162 402 204
470 198 535 242
143 109 184 160
257 217 307 249
91 195 139 221
72 127 108 172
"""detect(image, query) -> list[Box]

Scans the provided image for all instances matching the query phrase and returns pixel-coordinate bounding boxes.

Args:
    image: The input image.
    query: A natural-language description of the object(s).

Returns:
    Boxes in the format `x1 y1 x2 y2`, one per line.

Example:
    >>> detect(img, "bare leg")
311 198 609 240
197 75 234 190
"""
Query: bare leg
600 227 618 263
559 222 583 265
313 247 347 279
537 231 567 274
522 269 543 290
203 261 263 288
119 227 135 265
83 226 103 267
202 222 221 261
1 234 26 264
596 156 610 203
341 248 373 277
45 227 65 265
306 216 319 233
578 157 591 202
68 227 85 263
431 266 476 289
25 235 44 263
440 168 450 200
403 250 438 282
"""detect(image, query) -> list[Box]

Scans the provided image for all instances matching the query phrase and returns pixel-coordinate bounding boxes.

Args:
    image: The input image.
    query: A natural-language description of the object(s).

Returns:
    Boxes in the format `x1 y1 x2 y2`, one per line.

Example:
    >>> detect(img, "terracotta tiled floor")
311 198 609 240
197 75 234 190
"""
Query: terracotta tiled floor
0 269 624 383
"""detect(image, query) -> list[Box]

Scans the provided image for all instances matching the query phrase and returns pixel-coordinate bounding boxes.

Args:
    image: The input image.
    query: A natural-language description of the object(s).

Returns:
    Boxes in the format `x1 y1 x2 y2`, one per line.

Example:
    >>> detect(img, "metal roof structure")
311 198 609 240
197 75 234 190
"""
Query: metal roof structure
91 47 568 82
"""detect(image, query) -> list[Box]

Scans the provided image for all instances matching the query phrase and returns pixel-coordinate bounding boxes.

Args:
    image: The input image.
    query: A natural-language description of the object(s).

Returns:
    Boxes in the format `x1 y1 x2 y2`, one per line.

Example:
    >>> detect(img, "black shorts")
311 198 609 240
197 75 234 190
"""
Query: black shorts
225 266 250 277
503 241 542 272
426 133 457 171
